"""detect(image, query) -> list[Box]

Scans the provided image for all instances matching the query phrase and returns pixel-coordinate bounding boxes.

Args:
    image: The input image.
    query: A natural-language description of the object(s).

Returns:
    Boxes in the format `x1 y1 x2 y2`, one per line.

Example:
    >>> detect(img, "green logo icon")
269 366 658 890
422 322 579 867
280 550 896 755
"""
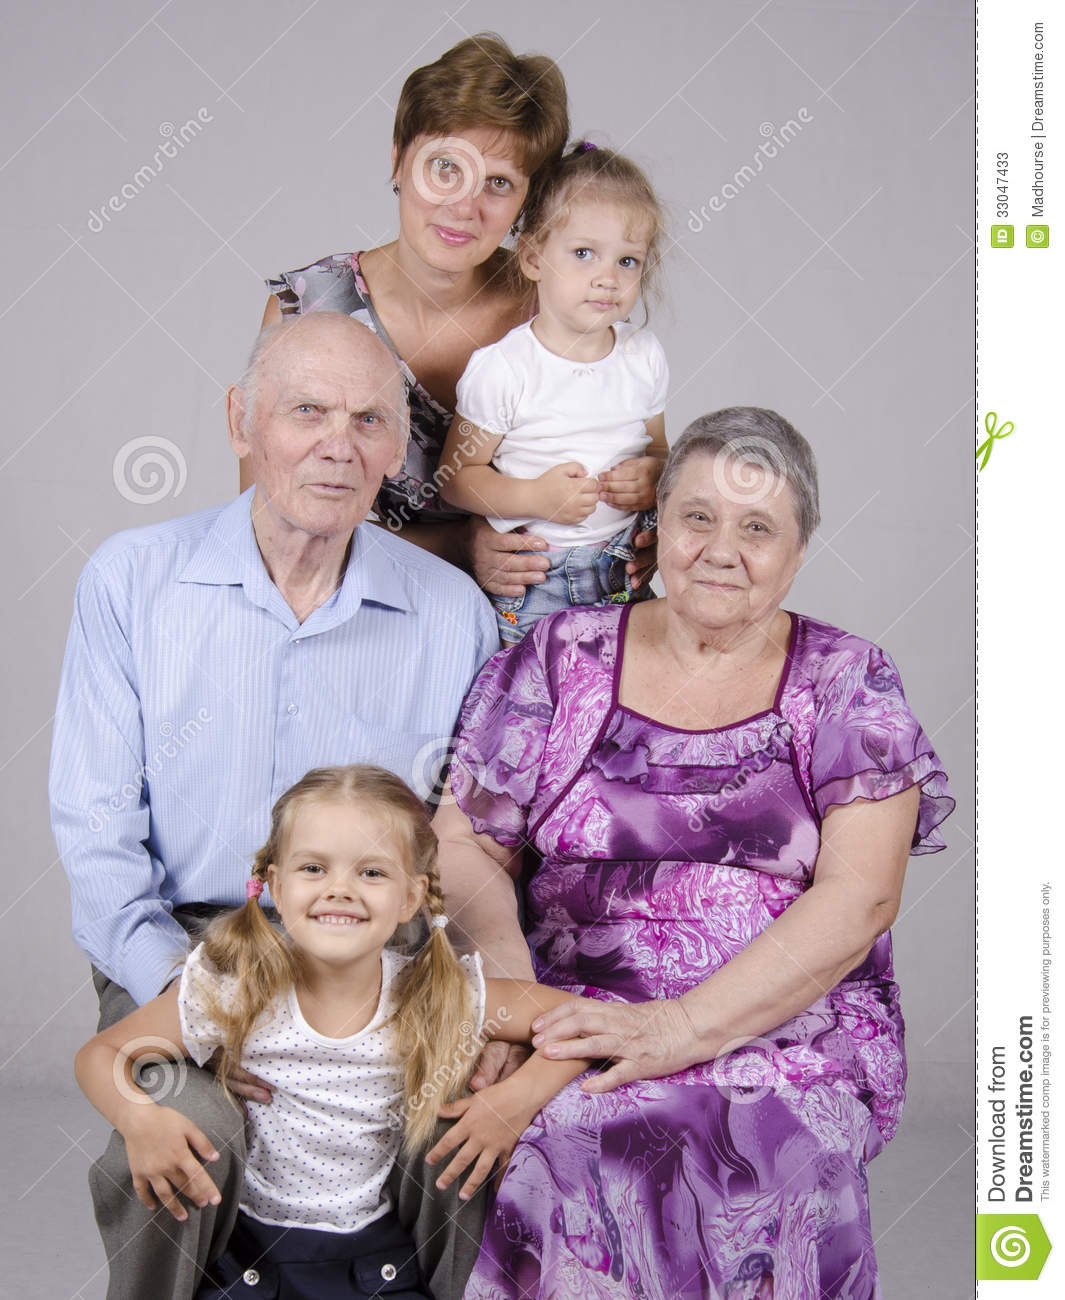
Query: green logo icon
976 1214 1052 1279
1026 225 1050 248
991 224 1014 247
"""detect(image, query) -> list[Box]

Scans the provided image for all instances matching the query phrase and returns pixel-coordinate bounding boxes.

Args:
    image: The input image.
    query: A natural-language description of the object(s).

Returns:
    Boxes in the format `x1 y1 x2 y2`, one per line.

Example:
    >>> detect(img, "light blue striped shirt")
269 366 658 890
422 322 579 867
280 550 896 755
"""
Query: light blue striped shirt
50 489 498 1003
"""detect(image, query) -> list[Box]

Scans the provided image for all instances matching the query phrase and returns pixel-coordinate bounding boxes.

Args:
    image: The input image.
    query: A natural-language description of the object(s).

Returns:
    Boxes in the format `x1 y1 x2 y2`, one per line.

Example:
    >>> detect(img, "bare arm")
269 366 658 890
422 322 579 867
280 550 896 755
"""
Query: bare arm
597 412 668 512
439 416 598 524
75 983 225 1219
534 787 921 1091
432 790 533 981
425 978 595 1199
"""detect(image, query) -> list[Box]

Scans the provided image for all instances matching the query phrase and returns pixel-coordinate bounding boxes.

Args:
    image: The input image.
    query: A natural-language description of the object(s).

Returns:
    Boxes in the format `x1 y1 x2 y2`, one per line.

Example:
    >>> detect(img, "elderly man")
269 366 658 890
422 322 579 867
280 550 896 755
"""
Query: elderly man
50 311 497 1299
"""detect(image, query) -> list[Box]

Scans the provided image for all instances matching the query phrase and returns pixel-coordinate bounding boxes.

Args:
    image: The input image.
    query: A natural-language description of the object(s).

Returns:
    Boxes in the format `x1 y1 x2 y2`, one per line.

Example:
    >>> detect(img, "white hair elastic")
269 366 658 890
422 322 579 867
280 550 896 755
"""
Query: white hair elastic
431 915 449 930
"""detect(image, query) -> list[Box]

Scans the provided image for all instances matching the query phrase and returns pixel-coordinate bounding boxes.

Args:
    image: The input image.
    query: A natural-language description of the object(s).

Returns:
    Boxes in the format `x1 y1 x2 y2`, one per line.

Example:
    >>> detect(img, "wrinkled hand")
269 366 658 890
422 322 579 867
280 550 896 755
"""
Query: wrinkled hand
536 462 599 524
467 516 549 598
425 1078 540 1200
469 1040 530 1091
531 997 702 1093
626 526 658 591
124 1105 222 1221
598 456 663 512
205 1057 273 1106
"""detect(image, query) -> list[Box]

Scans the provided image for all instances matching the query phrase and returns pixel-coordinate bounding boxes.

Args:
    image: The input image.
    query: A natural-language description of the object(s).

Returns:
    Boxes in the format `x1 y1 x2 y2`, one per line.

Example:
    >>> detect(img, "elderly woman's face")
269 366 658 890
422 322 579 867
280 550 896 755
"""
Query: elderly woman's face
392 127 530 274
657 452 806 631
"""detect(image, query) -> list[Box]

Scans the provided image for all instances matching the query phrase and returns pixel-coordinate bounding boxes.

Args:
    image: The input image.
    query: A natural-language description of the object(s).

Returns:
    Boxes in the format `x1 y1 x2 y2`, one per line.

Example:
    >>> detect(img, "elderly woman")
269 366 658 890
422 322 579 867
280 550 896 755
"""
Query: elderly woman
435 408 953 1298
249 33 656 596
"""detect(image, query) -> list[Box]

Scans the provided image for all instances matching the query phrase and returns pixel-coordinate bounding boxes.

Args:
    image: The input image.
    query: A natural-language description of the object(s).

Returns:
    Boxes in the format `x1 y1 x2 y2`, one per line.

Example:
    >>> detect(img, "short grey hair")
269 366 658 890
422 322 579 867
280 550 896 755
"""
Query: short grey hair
234 311 408 436
657 407 820 545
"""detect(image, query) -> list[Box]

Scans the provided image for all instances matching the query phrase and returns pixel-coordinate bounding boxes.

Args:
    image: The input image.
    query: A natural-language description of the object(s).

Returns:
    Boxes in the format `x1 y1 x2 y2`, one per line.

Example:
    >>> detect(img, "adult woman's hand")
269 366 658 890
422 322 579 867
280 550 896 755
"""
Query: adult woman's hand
532 996 702 1093
466 516 550 597
626 526 658 591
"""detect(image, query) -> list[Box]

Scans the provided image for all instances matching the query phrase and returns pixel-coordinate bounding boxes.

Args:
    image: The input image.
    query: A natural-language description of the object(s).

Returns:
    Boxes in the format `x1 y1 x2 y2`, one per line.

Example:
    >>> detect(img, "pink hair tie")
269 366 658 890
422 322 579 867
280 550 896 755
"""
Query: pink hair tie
246 878 264 901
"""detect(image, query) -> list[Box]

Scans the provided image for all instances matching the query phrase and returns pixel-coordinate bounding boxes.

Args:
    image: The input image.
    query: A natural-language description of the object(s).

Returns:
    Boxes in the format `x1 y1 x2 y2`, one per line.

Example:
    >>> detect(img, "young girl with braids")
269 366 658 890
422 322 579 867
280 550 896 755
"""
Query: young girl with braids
76 765 593 1299
439 141 670 646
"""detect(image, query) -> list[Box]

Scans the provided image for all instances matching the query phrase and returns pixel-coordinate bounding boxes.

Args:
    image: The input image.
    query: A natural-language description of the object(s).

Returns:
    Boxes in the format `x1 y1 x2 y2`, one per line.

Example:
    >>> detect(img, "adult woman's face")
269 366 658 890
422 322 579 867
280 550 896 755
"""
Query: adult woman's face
657 452 806 634
392 127 530 274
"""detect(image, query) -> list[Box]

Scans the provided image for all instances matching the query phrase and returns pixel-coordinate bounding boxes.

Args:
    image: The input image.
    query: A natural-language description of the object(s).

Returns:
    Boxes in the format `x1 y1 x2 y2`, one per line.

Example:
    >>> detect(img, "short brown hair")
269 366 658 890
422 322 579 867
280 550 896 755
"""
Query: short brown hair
520 142 667 315
393 32 569 209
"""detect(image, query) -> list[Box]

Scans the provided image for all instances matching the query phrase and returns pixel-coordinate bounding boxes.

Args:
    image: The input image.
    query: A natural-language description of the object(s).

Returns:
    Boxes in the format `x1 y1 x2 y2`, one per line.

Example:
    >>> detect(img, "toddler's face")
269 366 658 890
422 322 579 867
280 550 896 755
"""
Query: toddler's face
521 199 650 339
268 798 426 975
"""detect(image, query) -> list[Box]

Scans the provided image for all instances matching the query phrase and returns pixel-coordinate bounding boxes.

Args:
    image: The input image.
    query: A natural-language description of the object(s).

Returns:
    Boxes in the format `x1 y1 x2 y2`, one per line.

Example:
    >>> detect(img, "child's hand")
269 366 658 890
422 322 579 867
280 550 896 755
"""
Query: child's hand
534 463 599 524
424 1081 540 1201
124 1105 223 1221
598 455 663 511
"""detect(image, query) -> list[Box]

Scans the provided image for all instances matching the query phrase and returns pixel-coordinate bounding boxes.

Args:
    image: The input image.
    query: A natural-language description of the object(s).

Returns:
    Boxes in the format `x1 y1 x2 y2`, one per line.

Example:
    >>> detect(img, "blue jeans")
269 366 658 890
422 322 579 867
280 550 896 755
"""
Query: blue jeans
491 513 654 646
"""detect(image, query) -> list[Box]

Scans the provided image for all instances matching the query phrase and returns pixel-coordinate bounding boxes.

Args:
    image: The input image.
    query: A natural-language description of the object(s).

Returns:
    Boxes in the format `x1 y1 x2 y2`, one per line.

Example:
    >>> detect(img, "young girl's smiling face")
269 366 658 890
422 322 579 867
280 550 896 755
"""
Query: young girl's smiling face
268 798 426 973
520 198 650 347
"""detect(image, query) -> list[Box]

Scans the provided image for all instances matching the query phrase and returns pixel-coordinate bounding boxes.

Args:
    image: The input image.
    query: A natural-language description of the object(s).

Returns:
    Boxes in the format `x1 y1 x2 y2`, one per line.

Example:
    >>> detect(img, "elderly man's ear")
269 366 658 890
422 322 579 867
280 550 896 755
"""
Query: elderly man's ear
227 385 253 460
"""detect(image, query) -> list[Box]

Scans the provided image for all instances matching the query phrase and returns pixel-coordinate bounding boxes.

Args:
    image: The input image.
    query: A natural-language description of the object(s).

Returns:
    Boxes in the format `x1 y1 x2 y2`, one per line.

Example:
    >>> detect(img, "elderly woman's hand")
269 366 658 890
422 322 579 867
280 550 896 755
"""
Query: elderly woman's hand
531 997 703 1093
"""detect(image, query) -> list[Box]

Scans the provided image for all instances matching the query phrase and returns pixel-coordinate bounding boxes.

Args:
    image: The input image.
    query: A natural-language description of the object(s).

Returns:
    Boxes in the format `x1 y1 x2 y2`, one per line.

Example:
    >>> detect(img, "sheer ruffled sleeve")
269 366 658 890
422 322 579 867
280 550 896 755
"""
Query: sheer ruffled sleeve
809 642 954 854
450 623 555 847
177 943 237 1068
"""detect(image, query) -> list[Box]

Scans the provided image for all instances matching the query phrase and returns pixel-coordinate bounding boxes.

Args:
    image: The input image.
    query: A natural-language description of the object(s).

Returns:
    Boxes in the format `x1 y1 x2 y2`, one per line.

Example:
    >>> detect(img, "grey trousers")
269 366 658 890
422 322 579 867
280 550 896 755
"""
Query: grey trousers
89 908 486 1300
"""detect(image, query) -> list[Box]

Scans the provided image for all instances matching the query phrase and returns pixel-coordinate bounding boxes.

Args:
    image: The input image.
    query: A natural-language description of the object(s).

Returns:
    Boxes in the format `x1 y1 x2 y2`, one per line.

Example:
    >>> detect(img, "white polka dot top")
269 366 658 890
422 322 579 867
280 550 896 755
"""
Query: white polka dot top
178 943 486 1232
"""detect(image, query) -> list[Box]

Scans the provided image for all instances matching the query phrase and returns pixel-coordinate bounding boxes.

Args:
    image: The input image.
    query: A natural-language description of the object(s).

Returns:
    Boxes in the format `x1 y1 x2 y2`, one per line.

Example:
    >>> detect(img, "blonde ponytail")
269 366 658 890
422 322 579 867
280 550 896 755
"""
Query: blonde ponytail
394 862 481 1151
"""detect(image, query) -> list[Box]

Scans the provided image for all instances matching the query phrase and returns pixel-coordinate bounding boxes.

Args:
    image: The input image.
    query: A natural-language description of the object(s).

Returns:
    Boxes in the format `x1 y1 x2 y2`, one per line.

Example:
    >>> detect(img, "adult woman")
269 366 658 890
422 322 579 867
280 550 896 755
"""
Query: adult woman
250 33 656 596
435 408 953 1297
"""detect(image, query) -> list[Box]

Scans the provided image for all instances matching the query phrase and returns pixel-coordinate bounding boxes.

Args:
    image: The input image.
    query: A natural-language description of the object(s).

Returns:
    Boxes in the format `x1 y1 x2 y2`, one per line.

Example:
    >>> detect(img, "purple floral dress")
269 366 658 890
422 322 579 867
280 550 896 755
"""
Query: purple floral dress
451 605 953 1299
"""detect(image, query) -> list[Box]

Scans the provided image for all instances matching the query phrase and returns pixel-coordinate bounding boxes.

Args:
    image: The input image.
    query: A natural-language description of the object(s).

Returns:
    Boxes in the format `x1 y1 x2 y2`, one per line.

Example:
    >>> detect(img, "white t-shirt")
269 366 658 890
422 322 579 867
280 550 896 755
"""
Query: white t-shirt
454 319 669 547
178 943 486 1233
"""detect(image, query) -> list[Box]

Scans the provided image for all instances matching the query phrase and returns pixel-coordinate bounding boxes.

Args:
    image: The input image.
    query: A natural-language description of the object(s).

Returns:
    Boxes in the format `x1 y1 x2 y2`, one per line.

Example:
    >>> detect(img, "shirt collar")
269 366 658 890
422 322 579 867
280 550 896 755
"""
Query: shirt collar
178 488 414 620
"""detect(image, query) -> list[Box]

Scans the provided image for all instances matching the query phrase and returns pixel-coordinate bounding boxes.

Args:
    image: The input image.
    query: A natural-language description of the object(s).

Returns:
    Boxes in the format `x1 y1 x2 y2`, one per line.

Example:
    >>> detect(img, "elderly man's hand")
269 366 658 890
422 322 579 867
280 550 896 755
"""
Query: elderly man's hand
205 1057 273 1106
466 517 549 598
469 1040 530 1091
531 997 702 1093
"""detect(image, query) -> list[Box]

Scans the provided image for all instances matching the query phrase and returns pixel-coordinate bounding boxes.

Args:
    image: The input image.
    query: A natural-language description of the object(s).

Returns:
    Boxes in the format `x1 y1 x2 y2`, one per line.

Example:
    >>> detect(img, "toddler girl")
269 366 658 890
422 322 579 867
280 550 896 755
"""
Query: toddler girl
76 765 592 1299
439 142 669 645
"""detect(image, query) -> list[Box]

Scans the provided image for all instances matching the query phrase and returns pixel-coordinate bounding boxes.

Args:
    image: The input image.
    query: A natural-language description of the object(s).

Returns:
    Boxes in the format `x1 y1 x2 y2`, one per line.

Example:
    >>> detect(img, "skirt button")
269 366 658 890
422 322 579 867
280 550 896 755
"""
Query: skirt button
242 1268 260 1285
380 1262 397 1280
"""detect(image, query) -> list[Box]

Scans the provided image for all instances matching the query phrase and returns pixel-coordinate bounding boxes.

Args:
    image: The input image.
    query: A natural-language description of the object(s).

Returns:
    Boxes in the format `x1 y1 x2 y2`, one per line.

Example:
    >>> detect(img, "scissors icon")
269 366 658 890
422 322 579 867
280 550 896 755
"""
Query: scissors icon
976 412 1014 471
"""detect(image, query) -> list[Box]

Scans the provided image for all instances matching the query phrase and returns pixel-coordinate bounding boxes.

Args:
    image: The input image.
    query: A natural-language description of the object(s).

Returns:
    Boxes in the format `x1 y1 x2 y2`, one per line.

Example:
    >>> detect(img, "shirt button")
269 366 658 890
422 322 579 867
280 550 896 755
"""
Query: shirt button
380 1263 397 1281
242 1269 260 1285
287 704 298 715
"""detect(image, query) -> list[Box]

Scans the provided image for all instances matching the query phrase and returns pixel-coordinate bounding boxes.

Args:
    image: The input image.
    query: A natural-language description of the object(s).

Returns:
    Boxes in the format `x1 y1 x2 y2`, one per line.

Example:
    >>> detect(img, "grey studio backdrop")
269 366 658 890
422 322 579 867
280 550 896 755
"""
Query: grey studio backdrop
0 1 974 1297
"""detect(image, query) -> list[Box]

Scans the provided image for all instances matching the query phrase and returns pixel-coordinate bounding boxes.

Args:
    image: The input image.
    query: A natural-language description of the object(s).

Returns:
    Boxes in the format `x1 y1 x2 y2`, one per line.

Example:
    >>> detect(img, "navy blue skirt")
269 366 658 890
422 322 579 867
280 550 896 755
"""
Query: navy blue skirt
195 1208 429 1300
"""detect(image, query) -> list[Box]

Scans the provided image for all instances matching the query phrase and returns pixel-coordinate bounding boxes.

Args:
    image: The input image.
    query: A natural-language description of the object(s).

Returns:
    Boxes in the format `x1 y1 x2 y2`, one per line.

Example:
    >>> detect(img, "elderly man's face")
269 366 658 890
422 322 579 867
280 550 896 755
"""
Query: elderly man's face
229 318 407 545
